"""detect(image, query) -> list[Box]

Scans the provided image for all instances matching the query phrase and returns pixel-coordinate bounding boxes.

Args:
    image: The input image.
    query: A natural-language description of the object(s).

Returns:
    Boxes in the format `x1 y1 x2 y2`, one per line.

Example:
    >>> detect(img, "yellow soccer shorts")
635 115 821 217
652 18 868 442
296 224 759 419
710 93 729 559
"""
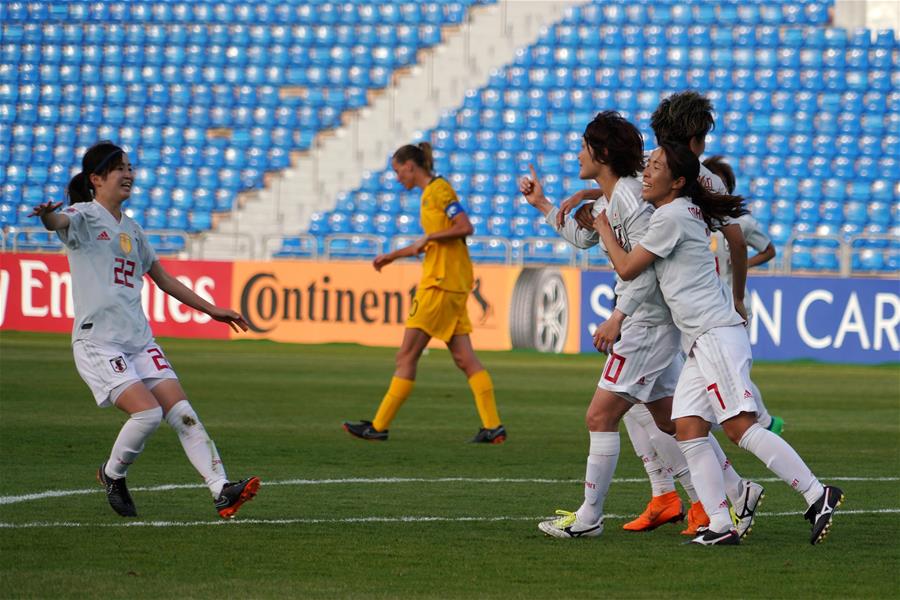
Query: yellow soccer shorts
405 286 472 343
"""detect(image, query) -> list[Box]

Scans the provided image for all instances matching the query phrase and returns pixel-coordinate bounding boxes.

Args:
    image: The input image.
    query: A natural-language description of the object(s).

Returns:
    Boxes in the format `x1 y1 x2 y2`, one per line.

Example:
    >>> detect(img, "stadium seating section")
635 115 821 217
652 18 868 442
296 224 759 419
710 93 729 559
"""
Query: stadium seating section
0 0 486 252
1 0 897 273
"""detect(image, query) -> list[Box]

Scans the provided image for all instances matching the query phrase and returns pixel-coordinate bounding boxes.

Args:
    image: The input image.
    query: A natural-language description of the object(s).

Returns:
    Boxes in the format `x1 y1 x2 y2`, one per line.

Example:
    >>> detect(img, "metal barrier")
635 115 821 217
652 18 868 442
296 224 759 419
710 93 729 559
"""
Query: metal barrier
193 231 256 260
519 236 579 267
783 233 850 276
323 233 386 260
262 232 319 260
466 235 513 264
848 233 898 273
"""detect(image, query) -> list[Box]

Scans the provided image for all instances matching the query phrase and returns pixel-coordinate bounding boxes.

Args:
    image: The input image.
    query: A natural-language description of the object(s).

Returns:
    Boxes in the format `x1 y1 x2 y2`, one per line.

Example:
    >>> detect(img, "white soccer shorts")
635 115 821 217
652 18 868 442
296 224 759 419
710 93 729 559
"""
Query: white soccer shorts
597 321 683 404
671 325 758 424
73 339 178 407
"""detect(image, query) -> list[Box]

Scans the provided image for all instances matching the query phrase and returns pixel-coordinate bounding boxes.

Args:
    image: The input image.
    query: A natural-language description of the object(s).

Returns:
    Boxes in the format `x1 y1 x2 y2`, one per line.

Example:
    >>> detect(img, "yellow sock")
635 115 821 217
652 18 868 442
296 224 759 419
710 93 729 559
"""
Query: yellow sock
468 370 501 429
372 376 415 432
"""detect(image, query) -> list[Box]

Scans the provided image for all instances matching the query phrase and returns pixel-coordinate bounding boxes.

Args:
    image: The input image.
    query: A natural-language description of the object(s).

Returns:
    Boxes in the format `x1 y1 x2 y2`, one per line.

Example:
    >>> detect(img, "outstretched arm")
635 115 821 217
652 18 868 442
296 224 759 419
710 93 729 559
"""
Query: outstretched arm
30 201 69 231
593 211 657 281
147 261 249 332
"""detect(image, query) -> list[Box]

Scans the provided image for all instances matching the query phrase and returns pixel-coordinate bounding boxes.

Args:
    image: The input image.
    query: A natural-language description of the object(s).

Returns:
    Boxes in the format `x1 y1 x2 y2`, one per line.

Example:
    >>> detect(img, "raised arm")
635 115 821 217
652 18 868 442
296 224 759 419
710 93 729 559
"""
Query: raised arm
30 201 69 231
147 261 248 332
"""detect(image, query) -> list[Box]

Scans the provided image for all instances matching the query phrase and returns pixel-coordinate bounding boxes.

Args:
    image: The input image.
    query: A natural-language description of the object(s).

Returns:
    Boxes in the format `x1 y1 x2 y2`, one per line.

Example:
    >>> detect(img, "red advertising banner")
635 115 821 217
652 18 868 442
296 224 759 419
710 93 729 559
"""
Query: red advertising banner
0 253 233 339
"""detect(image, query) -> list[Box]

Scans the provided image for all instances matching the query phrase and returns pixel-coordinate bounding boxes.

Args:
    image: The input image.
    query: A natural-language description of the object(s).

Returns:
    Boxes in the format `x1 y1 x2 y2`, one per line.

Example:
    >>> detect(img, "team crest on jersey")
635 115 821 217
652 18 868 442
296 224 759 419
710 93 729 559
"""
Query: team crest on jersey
96 231 110 241
109 356 127 373
119 233 132 254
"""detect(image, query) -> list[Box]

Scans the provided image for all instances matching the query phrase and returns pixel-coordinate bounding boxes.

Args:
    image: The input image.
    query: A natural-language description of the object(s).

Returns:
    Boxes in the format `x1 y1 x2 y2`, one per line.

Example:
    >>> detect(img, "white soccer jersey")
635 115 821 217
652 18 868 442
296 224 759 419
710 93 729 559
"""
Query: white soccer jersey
711 213 772 292
638 196 744 353
697 162 728 195
545 176 671 327
57 201 157 353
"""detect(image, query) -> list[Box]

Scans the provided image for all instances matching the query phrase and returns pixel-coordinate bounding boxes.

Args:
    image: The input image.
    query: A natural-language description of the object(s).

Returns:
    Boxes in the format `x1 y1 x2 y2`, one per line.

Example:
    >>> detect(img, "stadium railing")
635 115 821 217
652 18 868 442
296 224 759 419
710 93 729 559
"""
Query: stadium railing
783 232 849 276
4 227 194 257
192 231 257 260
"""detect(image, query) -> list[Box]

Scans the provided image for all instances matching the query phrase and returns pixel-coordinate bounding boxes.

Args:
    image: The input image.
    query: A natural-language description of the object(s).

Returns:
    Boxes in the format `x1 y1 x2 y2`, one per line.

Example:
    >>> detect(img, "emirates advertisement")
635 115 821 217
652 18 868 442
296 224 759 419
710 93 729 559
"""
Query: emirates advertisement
0 253 233 339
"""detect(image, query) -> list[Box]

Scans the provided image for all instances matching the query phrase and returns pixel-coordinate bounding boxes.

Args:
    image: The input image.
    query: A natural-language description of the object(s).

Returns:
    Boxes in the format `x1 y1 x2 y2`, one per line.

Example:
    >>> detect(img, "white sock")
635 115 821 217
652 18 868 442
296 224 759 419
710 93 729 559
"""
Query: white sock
165 400 228 498
739 423 825 506
575 431 620 525
750 381 773 429
708 433 744 504
105 407 162 479
675 469 700 504
623 410 674 496
678 437 733 533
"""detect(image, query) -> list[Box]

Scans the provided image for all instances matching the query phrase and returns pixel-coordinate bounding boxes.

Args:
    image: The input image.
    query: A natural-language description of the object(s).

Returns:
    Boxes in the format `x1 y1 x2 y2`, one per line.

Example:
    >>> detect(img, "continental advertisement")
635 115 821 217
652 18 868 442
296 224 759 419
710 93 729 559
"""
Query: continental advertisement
231 260 582 353
1 253 897 363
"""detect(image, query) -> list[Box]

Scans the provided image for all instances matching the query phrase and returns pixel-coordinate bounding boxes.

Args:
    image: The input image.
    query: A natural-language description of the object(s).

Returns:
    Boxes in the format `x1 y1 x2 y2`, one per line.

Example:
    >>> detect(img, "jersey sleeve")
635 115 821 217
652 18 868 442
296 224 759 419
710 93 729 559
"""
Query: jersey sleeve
433 181 465 219
545 205 601 250
740 215 772 252
55 205 89 249
637 207 680 259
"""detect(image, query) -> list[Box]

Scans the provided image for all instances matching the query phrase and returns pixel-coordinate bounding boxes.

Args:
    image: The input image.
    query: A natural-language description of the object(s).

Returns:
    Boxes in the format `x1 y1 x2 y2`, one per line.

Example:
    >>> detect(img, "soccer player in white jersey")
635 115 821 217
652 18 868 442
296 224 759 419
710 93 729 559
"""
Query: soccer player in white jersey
521 112 702 536
566 92 774 535
30 141 260 519
594 142 843 545
520 111 717 539
553 97 766 537
703 156 784 435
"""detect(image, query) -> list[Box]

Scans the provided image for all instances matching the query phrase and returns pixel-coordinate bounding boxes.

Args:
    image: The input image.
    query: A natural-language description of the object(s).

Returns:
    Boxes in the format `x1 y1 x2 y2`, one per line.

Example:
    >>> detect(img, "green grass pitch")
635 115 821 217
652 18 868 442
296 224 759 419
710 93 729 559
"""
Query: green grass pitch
1 331 898 598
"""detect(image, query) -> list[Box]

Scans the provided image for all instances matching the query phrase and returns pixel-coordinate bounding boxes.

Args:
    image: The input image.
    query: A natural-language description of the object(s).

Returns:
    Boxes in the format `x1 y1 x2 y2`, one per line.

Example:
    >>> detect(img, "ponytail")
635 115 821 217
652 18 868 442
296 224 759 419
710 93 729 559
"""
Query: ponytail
393 141 433 174
659 142 747 230
66 171 92 204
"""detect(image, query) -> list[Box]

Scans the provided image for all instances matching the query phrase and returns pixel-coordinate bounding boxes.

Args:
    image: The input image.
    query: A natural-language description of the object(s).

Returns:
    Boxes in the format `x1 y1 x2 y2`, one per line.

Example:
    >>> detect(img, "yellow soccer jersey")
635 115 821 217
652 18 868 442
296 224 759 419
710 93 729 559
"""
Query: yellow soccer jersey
418 177 473 293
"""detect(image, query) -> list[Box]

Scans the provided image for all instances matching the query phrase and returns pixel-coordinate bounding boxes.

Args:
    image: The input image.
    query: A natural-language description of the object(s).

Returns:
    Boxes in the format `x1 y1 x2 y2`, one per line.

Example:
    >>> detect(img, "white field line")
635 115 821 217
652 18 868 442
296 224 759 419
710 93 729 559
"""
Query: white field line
1 475 898 506
1 509 899 530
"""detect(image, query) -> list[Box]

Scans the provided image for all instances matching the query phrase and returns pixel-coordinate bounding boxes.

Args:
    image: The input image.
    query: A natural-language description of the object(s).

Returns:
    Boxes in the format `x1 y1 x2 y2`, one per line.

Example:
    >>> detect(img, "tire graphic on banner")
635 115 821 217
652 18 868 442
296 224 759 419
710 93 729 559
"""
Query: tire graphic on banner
509 267 568 353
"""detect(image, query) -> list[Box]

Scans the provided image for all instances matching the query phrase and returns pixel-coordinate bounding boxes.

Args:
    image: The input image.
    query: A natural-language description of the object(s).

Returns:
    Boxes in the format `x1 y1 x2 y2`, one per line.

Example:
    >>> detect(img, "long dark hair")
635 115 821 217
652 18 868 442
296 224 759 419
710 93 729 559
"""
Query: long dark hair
582 111 644 178
392 142 433 174
66 141 125 204
659 142 747 230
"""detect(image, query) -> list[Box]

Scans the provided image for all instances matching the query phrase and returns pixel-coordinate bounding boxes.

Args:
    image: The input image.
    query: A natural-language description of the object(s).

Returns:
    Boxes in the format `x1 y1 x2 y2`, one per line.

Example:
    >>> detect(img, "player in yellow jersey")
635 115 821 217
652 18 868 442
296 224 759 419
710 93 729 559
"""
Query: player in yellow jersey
343 142 506 443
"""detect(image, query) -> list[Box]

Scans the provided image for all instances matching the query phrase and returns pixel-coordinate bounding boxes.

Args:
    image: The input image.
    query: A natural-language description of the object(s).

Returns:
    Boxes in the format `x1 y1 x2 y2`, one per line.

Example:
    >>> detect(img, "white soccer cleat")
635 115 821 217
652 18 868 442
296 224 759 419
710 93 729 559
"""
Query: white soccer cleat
538 509 604 538
731 480 765 538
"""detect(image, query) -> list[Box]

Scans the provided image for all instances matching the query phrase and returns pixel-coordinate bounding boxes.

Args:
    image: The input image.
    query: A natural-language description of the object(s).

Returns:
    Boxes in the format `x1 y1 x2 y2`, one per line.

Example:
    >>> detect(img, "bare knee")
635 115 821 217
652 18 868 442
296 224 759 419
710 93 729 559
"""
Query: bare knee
585 392 629 432
646 397 676 435
721 412 757 445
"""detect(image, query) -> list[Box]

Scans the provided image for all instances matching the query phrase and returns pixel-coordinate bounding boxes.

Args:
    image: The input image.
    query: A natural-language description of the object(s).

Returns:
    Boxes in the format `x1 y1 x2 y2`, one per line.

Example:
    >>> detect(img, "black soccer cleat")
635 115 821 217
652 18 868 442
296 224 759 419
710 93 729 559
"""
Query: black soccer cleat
804 485 844 545
689 527 740 546
470 424 507 444
215 477 261 519
342 420 389 441
96 462 138 518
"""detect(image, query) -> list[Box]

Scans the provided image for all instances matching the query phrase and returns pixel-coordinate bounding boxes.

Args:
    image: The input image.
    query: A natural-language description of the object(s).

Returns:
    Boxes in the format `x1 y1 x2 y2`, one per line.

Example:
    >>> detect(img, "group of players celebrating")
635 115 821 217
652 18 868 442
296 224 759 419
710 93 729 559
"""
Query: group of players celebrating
33 89 842 546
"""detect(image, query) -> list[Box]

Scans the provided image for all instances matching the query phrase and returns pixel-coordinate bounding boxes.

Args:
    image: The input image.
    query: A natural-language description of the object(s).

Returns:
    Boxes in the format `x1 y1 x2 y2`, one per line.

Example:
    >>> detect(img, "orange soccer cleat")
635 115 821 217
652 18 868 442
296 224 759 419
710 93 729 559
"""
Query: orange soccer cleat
622 490 685 531
680 501 711 536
